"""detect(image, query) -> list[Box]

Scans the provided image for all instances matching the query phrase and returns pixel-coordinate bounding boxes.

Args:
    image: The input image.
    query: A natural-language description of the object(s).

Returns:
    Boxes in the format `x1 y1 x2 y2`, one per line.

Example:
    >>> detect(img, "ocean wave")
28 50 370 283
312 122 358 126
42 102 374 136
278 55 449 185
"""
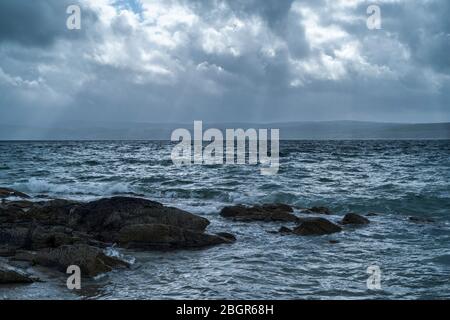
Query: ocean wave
12 178 133 198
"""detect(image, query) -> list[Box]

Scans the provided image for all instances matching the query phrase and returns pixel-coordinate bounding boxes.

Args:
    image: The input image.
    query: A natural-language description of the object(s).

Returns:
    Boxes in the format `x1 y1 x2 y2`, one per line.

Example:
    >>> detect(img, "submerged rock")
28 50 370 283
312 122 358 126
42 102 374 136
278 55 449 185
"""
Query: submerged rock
0 259 36 284
302 206 332 215
215 232 236 242
0 227 30 249
341 213 370 225
0 187 30 199
293 218 342 236
278 226 293 234
118 224 234 250
220 204 298 222
408 216 435 224
366 212 380 217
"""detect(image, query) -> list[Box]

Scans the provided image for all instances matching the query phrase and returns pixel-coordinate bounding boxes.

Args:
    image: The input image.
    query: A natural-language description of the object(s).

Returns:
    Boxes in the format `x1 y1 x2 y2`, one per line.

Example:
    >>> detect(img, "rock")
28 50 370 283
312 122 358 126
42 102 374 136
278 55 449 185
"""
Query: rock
30 244 130 277
29 226 85 250
341 213 370 225
0 187 30 199
26 199 81 225
0 227 30 249
408 216 435 223
366 212 380 217
1 196 214 245
293 218 342 236
118 224 234 250
215 232 236 242
302 206 332 215
329 240 340 244
69 197 210 241
220 204 298 222
0 196 234 277
278 226 292 234
0 246 16 257
0 259 36 284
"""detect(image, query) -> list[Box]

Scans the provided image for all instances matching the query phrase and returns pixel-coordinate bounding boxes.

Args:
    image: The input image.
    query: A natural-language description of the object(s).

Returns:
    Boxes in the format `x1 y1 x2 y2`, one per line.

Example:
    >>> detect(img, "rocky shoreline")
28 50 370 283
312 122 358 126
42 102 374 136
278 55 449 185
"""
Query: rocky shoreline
0 186 426 286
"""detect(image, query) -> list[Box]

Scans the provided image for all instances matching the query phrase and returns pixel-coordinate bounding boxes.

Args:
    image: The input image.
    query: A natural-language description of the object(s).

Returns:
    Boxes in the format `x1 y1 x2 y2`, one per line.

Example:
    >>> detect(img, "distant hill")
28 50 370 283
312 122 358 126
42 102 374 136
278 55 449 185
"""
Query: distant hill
0 120 449 140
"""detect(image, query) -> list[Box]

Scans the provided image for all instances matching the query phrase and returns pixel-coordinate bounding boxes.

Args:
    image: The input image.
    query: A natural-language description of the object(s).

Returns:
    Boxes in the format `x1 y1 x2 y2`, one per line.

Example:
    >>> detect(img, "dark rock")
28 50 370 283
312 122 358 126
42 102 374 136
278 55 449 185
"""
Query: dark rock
278 226 292 234
220 204 297 222
261 203 293 213
408 216 435 223
0 200 36 224
341 213 370 225
0 227 30 249
329 240 340 244
0 187 30 199
0 259 36 284
0 196 234 277
26 199 81 225
215 232 236 242
293 218 342 236
366 212 380 217
118 224 234 250
302 206 332 215
1 196 215 246
30 244 130 277
29 226 85 250
0 246 16 257
69 197 210 241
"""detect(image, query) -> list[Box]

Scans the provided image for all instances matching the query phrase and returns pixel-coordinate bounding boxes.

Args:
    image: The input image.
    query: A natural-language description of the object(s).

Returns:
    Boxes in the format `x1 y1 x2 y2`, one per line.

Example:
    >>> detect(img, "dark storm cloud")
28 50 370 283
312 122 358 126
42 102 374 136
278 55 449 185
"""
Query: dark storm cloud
0 0 97 47
0 0 449 127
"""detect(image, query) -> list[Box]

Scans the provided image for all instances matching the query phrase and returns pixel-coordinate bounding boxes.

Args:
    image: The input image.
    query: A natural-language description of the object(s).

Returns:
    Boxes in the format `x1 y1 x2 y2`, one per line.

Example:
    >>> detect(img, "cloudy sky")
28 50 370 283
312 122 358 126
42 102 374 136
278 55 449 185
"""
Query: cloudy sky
0 0 449 126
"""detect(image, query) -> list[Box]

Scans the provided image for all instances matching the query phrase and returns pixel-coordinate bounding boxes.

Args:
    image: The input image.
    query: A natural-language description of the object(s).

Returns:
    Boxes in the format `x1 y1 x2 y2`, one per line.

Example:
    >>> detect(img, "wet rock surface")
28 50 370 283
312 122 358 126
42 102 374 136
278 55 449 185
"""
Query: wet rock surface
301 206 332 215
1 188 384 287
293 218 342 236
0 187 30 199
408 216 435 223
220 204 298 222
0 258 37 284
118 224 235 250
0 192 235 279
29 244 130 277
341 213 370 225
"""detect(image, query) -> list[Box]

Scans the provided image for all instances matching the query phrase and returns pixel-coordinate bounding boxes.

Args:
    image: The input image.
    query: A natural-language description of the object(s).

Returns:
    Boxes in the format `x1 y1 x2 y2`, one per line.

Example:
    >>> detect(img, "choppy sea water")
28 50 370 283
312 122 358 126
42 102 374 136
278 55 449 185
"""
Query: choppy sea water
1 140 450 300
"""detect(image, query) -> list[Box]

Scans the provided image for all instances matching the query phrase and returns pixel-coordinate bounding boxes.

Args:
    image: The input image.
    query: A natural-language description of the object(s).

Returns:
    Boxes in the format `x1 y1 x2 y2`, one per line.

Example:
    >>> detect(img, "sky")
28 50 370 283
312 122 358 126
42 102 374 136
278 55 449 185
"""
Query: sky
0 0 449 126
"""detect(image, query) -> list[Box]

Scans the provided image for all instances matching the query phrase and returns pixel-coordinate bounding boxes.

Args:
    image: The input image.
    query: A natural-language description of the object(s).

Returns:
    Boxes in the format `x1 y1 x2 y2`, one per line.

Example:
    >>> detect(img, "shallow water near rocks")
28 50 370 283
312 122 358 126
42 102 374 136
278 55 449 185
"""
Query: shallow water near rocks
1 140 450 299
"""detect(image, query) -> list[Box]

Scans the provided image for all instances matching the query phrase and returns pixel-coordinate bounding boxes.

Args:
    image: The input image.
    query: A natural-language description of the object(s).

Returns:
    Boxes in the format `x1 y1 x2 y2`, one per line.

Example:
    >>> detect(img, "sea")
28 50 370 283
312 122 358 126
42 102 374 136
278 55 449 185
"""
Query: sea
1 140 449 299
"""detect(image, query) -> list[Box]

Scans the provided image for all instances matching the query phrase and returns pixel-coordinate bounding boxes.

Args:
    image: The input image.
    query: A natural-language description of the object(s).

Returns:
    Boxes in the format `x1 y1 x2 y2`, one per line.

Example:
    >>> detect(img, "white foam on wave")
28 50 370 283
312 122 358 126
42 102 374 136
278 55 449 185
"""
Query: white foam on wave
12 178 132 199
105 245 136 265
